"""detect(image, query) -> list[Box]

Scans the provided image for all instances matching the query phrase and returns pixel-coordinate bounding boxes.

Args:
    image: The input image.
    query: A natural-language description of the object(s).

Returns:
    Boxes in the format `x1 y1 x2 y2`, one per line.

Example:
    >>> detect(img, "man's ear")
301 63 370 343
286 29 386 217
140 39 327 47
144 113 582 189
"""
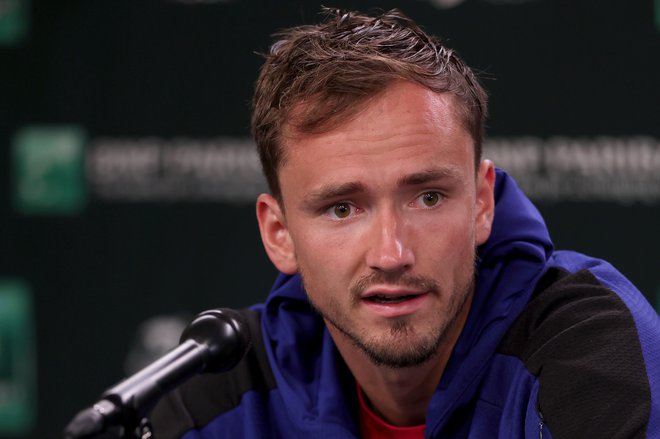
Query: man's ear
256 193 298 274
475 160 496 246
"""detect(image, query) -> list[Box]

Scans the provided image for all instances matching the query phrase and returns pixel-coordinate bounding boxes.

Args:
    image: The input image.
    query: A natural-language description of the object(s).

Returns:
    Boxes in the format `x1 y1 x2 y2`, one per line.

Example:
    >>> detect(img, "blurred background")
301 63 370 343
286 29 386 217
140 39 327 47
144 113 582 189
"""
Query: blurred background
0 0 658 437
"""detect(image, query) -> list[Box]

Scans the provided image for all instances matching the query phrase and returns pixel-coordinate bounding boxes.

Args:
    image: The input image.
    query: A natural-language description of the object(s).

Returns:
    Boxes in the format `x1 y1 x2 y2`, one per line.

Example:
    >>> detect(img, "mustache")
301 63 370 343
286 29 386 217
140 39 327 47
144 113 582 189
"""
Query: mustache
349 271 440 298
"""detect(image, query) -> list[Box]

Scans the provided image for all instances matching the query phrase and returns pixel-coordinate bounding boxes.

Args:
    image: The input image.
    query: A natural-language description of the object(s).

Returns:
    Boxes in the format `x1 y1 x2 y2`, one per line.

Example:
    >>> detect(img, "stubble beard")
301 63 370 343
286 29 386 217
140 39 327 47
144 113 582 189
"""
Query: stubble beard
301 265 476 369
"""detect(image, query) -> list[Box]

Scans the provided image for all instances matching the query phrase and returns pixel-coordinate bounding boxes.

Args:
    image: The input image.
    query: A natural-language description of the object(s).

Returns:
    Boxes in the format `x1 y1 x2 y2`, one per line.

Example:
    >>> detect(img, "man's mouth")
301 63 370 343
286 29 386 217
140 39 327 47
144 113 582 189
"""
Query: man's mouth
359 288 431 318
364 293 422 304
354 278 436 318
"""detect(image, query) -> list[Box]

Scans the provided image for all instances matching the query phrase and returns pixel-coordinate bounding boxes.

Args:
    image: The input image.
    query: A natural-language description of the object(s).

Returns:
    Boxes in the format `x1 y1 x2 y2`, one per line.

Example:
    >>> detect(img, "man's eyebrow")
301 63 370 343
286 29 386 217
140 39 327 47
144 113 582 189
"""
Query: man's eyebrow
397 167 464 187
303 182 367 207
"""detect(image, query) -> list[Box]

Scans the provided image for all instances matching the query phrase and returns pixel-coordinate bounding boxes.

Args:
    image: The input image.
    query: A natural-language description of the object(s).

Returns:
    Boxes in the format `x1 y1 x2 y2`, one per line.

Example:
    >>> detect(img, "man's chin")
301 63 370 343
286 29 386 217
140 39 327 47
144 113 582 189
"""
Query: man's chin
335 321 443 369
353 335 441 369
319 307 442 368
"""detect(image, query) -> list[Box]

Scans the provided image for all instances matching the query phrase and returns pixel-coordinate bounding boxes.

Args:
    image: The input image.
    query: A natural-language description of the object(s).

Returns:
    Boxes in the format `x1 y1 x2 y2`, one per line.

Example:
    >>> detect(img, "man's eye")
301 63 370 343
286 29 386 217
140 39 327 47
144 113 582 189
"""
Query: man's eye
418 192 442 208
328 203 353 219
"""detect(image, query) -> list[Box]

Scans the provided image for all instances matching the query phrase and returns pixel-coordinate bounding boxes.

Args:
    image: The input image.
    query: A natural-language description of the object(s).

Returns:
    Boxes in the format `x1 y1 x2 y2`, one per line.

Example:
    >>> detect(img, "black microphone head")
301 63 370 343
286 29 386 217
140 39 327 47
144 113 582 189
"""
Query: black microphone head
179 308 252 373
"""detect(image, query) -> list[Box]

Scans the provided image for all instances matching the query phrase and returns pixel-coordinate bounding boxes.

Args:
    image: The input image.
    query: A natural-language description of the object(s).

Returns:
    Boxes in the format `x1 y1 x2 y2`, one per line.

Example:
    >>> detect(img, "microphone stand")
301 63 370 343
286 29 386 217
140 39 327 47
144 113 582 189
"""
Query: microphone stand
63 308 251 439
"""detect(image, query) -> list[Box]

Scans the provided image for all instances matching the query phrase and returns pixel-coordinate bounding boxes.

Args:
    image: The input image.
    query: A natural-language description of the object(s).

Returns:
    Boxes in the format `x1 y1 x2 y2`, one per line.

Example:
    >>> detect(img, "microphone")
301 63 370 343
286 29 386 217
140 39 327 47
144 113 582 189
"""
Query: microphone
63 308 251 439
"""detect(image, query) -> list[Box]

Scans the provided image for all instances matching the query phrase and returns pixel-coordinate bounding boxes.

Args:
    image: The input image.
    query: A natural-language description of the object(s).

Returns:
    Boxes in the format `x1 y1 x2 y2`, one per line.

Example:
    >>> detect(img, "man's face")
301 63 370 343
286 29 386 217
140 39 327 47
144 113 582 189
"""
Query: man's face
257 81 494 368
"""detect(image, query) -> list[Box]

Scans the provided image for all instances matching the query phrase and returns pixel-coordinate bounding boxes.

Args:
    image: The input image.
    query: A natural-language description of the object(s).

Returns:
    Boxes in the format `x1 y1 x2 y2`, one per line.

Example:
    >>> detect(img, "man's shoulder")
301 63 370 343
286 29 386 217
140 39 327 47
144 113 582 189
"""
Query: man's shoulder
500 262 652 360
498 261 658 438
150 308 277 439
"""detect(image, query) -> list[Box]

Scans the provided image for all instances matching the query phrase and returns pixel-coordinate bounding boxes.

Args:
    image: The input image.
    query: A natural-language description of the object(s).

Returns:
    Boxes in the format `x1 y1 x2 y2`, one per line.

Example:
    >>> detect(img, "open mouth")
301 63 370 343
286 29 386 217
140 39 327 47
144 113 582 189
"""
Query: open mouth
364 294 422 304
361 290 429 317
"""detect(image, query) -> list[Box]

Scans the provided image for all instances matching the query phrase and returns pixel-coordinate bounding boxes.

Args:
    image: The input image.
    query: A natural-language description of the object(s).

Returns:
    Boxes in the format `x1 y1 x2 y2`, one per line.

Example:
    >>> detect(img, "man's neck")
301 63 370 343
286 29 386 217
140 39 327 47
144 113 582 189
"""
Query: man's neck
352 352 446 426
326 294 473 427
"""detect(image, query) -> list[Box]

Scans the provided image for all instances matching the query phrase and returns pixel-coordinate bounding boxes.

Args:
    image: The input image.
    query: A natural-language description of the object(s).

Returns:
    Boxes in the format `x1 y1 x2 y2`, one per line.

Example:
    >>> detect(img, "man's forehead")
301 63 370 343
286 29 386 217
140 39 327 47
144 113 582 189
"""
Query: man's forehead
280 82 467 150
277 85 477 201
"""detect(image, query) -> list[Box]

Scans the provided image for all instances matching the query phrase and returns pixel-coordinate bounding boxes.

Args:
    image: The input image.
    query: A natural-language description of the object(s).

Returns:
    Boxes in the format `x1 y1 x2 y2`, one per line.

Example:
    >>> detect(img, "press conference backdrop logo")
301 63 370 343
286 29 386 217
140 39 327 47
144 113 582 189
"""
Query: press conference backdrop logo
12 126 87 215
484 136 660 203
0 0 29 45
0 280 36 436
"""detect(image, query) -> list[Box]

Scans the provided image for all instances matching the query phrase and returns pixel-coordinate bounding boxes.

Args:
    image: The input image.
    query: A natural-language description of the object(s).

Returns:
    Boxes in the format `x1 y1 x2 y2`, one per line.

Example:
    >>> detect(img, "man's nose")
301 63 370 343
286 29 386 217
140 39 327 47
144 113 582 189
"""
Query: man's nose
366 208 415 272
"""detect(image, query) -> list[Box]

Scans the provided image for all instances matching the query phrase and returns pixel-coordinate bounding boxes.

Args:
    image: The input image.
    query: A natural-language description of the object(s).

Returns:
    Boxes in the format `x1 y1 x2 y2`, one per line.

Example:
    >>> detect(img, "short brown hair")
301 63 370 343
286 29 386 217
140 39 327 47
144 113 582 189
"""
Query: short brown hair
251 8 488 200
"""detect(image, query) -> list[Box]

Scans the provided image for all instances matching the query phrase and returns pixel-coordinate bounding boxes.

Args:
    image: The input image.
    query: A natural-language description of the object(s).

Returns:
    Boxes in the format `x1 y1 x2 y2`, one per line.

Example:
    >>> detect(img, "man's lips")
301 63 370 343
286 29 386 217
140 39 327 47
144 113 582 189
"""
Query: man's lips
359 286 431 318
361 287 428 304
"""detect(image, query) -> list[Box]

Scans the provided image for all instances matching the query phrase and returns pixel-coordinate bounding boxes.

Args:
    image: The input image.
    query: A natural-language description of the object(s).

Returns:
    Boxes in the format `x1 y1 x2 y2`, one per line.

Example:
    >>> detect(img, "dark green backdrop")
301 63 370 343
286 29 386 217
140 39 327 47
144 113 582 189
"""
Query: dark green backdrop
1 1 658 438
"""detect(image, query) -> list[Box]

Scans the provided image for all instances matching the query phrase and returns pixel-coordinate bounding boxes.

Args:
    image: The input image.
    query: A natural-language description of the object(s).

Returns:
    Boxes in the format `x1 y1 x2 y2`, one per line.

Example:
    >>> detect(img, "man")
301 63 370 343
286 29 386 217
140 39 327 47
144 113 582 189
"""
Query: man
151 9 660 438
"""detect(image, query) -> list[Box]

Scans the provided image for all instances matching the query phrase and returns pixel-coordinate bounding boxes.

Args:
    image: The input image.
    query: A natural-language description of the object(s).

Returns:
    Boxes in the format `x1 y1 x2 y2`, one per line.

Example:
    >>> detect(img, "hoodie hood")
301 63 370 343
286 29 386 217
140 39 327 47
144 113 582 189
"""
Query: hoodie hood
260 169 553 435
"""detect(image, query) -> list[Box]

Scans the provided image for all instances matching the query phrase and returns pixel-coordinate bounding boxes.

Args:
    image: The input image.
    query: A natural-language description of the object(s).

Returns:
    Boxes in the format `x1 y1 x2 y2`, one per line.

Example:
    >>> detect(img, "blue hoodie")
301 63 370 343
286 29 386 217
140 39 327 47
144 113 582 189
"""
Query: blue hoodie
153 170 660 438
